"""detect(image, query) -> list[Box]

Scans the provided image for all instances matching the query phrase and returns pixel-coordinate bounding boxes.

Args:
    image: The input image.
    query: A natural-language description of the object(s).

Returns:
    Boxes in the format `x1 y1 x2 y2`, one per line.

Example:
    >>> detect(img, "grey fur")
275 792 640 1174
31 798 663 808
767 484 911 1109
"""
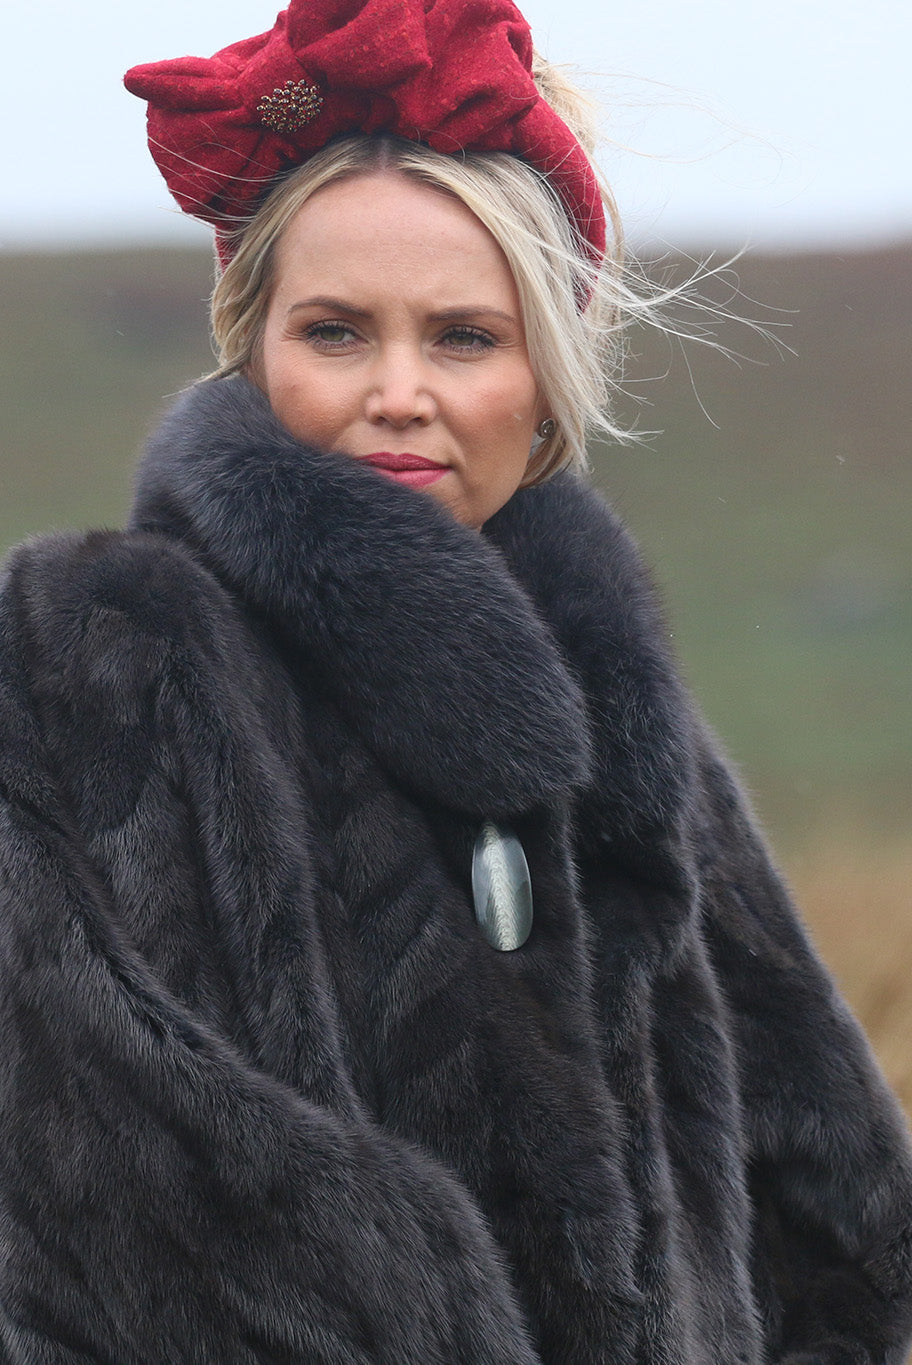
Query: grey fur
1 375 910 1364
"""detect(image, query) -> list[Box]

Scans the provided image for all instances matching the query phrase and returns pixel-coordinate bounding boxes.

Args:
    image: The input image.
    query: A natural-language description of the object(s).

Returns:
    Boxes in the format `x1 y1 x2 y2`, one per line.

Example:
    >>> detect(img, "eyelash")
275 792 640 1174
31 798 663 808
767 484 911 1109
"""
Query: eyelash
302 321 498 353
304 321 357 349
442 326 497 352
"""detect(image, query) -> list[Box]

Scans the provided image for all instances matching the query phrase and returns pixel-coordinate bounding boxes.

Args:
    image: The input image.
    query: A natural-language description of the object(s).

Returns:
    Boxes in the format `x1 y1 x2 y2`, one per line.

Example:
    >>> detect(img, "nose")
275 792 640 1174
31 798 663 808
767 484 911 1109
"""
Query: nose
364 346 437 429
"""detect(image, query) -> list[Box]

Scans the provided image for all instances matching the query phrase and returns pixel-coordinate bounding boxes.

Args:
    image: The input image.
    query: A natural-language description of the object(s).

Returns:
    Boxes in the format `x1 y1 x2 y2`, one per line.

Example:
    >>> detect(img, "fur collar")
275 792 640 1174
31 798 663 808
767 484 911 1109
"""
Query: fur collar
131 376 697 876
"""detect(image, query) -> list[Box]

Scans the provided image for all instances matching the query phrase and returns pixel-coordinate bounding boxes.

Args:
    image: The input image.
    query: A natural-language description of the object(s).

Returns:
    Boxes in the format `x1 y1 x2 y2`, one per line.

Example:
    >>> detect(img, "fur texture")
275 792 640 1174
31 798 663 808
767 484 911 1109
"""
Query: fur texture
1 375 910 1364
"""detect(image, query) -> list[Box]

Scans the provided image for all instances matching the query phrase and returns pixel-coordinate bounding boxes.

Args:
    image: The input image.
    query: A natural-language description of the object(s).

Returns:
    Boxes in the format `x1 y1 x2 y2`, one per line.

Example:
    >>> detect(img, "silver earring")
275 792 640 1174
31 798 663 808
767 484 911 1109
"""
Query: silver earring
537 418 556 439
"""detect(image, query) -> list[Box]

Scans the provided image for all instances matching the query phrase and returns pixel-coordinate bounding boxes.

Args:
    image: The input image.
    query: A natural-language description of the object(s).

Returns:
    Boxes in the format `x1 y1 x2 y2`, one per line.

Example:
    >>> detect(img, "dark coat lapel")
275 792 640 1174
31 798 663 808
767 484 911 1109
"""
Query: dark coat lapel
131 376 591 821
131 375 699 965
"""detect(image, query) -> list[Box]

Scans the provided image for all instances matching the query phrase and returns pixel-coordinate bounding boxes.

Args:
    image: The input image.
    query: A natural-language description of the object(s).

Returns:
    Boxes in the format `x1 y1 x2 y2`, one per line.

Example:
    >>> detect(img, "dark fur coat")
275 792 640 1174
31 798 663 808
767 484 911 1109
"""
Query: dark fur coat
1 375 911 1365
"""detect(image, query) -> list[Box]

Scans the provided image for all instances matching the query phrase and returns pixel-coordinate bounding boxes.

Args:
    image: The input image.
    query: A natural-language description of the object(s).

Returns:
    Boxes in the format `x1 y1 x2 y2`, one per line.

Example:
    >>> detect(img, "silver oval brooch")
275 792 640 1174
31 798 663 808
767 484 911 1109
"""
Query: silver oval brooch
471 821 533 951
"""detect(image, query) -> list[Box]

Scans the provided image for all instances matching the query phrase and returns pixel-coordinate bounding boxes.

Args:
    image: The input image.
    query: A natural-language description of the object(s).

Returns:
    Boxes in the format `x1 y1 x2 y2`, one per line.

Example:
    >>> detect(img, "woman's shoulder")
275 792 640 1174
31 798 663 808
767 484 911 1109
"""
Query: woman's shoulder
0 526 298 837
0 526 258 738
2 525 243 659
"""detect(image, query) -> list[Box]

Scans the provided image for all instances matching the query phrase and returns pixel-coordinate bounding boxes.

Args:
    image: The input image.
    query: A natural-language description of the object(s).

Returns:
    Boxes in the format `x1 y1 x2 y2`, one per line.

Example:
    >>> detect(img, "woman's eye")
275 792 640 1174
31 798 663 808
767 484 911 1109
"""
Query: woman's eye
304 321 358 348
442 326 497 353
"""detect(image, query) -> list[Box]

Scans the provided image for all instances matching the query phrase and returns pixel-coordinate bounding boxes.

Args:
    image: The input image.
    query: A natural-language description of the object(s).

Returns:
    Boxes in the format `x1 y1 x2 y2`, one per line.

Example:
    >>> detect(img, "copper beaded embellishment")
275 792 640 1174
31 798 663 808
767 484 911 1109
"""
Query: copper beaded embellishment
257 79 324 134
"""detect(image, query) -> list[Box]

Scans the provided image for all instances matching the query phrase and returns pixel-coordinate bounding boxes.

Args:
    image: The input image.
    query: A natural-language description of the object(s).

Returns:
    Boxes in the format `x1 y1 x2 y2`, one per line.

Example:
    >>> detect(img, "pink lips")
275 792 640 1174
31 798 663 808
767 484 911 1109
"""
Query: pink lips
357 452 447 489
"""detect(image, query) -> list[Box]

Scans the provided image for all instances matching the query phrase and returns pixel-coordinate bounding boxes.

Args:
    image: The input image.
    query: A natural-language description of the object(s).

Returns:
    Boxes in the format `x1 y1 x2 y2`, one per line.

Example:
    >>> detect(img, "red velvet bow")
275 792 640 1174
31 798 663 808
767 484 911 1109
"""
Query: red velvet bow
124 0 605 263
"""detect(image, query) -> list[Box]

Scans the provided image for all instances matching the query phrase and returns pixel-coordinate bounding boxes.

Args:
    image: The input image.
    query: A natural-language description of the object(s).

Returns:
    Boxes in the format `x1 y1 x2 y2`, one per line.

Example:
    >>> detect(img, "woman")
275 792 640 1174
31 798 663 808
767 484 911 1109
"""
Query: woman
1 1 911 1362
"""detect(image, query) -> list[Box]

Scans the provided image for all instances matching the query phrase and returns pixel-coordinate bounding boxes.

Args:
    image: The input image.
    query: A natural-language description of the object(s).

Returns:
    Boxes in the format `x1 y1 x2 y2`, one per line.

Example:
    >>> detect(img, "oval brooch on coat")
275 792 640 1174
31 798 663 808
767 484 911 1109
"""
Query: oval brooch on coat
471 820 533 951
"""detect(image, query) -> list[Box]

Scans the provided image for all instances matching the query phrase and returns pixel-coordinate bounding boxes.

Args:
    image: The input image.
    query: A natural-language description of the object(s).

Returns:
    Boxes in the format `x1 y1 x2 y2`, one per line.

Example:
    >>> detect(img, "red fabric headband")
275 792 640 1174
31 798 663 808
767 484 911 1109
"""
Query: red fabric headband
124 0 606 266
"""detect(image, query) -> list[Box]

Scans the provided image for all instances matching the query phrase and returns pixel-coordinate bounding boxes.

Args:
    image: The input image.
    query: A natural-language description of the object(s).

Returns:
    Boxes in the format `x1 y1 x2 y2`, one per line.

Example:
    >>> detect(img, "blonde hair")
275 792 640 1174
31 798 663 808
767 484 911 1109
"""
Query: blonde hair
210 54 631 482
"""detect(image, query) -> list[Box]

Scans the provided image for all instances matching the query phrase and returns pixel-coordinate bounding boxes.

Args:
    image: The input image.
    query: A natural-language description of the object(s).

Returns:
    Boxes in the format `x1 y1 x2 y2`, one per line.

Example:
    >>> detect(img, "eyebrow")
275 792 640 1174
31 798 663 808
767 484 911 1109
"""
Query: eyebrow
285 297 518 325
286 296 370 319
427 307 518 325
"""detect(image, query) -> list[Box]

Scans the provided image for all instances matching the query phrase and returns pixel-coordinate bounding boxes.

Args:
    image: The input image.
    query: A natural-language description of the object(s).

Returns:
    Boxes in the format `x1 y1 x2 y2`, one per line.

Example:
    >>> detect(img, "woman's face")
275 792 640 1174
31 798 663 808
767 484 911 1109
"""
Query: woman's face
256 171 545 528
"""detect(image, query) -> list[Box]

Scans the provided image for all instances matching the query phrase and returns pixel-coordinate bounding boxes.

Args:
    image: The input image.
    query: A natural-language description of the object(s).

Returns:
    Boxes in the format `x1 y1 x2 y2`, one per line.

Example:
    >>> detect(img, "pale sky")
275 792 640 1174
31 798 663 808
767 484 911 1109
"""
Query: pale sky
2 0 910 252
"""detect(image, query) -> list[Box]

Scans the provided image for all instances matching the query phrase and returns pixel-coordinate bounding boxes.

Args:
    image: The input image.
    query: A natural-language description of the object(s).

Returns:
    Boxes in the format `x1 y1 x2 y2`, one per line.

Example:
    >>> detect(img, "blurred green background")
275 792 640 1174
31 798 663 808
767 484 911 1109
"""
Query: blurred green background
605 245 912 854
2 242 911 1098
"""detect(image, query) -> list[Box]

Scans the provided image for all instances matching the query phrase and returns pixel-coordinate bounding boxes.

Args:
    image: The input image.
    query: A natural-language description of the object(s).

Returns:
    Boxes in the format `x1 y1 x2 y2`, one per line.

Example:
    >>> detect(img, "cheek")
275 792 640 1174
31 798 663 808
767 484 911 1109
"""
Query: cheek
472 374 539 455
472 359 536 420
265 359 355 448
453 375 539 523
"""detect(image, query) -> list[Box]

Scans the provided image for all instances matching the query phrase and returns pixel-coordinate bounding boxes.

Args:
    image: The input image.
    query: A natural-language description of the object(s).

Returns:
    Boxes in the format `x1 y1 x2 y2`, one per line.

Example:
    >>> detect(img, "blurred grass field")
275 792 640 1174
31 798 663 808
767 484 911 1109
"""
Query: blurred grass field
790 841 912 1108
2 241 910 1111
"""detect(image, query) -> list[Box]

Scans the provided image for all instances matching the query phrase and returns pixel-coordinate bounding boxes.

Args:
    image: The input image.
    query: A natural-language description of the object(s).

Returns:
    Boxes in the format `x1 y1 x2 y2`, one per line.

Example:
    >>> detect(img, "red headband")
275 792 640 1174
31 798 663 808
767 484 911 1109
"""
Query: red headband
124 0 606 266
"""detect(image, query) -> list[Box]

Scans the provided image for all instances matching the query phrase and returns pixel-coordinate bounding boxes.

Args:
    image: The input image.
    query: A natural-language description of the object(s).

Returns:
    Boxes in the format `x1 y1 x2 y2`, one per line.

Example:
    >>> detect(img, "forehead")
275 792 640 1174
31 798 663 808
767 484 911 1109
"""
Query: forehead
271 172 520 308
